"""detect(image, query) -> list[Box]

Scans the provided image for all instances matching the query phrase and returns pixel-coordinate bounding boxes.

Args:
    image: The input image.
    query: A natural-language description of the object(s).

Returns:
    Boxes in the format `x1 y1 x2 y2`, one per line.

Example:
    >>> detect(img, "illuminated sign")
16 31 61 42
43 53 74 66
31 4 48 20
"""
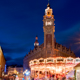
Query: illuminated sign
5 64 6 72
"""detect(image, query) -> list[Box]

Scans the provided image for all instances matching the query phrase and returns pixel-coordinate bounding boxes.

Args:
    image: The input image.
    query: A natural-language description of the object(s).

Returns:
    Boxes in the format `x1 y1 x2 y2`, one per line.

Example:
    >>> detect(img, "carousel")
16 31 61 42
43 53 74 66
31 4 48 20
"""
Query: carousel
29 57 80 79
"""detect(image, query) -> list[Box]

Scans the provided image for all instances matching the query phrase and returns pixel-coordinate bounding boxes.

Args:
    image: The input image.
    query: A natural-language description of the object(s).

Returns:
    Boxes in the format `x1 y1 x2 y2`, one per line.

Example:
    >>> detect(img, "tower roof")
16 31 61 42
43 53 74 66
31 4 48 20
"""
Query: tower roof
47 3 50 7
35 36 38 43
45 3 52 16
34 36 39 47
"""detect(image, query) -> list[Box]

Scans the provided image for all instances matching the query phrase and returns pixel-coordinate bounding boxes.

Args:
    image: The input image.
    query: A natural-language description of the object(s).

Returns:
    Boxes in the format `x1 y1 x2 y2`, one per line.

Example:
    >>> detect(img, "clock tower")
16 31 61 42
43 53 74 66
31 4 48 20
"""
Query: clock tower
43 3 55 57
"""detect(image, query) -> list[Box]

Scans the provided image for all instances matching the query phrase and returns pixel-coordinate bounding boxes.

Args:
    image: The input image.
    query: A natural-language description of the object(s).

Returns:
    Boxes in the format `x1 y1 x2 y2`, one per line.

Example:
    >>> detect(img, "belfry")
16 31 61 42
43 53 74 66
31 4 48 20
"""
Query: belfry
43 3 55 57
23 3 76 79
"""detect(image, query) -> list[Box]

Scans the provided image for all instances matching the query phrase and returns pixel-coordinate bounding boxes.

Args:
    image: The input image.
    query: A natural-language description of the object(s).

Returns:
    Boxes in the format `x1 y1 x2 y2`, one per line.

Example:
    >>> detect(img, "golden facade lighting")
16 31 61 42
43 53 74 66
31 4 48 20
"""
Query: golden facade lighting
29 57 80 78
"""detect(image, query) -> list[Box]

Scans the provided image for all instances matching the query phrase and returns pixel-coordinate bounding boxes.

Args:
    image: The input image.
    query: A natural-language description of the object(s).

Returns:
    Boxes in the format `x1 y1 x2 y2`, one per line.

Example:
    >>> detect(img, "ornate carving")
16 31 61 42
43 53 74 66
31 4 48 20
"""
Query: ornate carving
47 42 51 48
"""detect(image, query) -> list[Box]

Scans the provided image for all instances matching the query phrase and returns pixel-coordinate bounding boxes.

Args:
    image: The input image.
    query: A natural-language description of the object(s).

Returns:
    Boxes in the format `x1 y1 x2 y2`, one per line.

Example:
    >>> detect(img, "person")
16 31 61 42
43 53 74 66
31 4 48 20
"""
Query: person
32 77 34 80
30 76 32 80
62 77 66 80
44 76 49 80
51 75 54 80
57 78 61 80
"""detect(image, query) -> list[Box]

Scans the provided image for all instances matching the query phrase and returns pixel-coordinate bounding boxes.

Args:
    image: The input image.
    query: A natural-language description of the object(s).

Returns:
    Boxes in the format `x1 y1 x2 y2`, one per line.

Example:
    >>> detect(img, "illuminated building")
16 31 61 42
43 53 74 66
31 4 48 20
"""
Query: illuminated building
0 46 6 78
23 3 76 71
8 66 23 79
23 69 30 80
29 57 80 78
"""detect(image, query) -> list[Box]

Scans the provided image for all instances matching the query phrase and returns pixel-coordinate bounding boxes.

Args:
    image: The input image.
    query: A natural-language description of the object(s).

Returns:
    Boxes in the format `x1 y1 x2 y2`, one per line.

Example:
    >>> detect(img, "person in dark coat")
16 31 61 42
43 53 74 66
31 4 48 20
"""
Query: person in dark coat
32 77 34 80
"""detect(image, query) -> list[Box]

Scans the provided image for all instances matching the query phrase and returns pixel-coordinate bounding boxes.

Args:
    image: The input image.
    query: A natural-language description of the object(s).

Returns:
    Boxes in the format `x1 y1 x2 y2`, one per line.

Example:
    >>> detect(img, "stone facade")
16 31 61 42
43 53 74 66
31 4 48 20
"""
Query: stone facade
23 4 76 71
23 42 75 70
0 47 6 78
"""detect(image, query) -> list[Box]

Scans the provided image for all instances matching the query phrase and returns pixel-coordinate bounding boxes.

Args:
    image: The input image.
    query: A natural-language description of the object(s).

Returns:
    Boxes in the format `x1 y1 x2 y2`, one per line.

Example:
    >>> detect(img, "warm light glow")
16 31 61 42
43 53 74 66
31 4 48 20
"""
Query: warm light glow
45 7 52 16
45 21 52 26
51 71 53 73
17 72 19 74
14 69 17 74
34 43 39 46
29 57 79 66
29 57 80 75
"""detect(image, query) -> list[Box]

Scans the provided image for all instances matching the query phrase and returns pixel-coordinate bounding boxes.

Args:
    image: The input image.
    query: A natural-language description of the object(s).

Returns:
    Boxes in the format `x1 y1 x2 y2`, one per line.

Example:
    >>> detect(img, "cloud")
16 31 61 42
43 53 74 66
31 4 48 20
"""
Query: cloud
55 22 80 57
5 55 12 61
56 22 80 43
0 0 80 65
6 57 24 65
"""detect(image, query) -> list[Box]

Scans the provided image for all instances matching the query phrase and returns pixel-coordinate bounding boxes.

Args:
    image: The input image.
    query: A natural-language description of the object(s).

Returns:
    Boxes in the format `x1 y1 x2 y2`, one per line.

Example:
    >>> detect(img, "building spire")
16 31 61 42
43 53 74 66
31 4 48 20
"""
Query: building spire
34 36 39 48
48 0 50 4
47 0 50 7
48 0 49 3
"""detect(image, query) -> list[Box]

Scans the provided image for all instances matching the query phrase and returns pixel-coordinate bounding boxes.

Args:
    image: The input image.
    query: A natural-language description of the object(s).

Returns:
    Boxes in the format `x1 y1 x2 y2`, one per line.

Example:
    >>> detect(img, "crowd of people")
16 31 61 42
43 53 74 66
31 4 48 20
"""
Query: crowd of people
30 74 68 80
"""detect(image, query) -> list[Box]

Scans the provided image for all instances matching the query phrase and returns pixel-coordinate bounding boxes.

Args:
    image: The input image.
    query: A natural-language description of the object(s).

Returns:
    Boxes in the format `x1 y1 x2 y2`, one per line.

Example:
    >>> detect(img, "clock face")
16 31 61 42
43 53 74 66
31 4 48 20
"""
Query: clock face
45 21 52 26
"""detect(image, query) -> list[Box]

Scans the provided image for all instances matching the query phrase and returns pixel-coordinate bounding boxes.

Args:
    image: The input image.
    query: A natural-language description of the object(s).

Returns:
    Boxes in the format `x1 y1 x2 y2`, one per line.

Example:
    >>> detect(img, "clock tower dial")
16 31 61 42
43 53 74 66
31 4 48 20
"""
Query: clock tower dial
43 3 55 57
45 21 52 26
44 19 54 27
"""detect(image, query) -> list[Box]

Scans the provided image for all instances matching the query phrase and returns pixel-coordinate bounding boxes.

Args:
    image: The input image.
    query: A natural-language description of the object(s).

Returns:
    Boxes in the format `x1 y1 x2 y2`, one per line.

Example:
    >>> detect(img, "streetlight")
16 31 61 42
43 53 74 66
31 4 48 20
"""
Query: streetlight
23 69 30 80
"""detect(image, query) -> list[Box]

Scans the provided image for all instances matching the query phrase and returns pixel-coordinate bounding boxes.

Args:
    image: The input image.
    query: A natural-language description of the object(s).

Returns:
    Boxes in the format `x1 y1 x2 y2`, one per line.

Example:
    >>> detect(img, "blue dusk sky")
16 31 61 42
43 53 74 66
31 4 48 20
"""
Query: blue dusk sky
0 0 80 65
